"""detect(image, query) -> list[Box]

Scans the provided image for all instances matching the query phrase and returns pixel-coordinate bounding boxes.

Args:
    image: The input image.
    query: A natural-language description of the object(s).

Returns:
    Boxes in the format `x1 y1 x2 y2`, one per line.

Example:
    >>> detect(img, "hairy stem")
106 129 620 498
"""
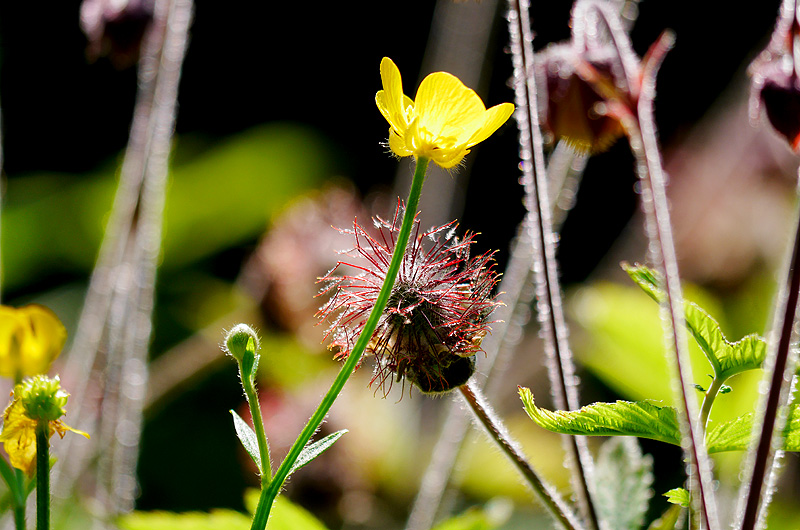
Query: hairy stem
250 157 430 530
243 375 272 484
36 422 49 530
459 382 584 530
506 2 598 528
737 194 800 530
626 31 718 530
698 376 725 434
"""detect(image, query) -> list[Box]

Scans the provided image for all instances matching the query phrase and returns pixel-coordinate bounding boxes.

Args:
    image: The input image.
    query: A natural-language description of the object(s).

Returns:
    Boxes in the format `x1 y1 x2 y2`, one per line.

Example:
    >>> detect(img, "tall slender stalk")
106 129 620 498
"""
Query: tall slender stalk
506 2 598 528
36 423 49 530
53 0 194 517
737 192 800 530
405 145 585 530
250 158 430 530
459 382 584 530
619 29 719 530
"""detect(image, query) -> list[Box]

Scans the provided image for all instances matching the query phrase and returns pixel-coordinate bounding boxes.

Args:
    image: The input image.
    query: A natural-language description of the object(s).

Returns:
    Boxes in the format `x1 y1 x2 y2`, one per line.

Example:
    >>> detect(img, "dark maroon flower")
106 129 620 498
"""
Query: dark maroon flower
537 43 628 154
749 6 800 152
80 0 155 68
752 61 800 152
317 204 500 395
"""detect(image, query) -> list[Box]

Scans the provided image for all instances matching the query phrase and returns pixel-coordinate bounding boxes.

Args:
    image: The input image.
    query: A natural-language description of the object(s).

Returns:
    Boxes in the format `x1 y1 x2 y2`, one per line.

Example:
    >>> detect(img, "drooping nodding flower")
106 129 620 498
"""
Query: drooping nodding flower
318 203 500 395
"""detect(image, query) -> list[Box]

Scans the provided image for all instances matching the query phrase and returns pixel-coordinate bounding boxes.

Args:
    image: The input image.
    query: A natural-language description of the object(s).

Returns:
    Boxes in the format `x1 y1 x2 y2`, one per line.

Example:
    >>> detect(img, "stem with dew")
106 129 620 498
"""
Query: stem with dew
622 29 719 530
459 381 584 530
737 192 800 530
249 157 430 530
506 1 599 527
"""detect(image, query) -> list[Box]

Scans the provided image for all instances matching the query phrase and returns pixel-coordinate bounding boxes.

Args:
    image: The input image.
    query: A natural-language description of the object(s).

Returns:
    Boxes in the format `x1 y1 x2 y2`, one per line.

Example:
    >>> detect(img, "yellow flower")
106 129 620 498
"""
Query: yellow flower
0 376 88 476
375 57 515 169
0 304 67 380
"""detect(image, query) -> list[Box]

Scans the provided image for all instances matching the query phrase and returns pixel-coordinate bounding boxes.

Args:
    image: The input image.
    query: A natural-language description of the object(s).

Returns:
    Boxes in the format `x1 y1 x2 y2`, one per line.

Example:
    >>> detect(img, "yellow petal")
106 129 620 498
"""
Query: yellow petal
430 147 470 169
0 308 25 378
377 58 410 134
0 398 38 476
18 305 67 377
52 419 90 440
414 72 485 144
467 102 515 148
388 128 413 158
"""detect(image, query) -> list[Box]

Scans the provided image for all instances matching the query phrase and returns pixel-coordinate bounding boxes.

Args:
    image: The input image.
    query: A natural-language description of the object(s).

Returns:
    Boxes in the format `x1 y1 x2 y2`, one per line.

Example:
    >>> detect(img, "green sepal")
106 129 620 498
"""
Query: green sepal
623 262 766 380
241 337 260 383
706 404 800 453
519 388 681 446
593 438 653 530
646 504 683 530
663 487 690 507
0 457 21 506
287 430 348 476
230 410 263 473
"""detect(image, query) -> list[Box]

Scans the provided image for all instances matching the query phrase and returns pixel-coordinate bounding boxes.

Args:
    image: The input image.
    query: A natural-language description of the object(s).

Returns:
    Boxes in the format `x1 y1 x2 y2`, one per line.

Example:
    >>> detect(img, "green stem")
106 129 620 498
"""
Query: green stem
243 376 272 483
698 376 725 434
249 157 430 530
0 457 25 530
36 422 49 530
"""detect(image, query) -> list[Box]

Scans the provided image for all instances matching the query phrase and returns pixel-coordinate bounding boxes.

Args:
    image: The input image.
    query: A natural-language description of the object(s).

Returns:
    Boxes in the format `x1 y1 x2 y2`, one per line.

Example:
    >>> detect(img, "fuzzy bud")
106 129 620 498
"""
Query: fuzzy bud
224 324 260 380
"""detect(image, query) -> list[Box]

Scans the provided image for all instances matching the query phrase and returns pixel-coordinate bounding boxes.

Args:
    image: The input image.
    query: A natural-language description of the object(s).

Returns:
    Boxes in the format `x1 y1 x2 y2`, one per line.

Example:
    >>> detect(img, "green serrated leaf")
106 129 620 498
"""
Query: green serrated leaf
663 487 690 507
593 438 653 530
519 388 682 446
623 263 767 380
288 430 348 476
230 410 262 473
646 504 684 530
117 509 251 530
706 404 800 453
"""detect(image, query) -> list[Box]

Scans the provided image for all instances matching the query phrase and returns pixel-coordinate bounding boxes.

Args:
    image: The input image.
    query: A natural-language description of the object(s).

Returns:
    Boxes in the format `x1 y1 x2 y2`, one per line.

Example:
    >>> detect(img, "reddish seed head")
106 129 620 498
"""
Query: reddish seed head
317 203 500 395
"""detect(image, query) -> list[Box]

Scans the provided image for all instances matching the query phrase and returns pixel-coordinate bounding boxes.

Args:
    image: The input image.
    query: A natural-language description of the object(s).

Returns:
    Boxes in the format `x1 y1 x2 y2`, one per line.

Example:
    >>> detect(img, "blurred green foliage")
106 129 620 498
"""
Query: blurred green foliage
2 123 334 293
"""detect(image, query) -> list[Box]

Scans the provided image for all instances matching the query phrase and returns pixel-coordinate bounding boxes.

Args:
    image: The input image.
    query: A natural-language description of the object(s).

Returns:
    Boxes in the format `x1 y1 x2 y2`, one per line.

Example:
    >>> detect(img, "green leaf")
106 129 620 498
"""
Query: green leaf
623 263 766 380
663 488 690 507
288 430 348 476
230 410 262 473
706 404 800 453
430 499 512 530
646 504 684 530
519 388 682 446
593 438 653 530
117 509 251 530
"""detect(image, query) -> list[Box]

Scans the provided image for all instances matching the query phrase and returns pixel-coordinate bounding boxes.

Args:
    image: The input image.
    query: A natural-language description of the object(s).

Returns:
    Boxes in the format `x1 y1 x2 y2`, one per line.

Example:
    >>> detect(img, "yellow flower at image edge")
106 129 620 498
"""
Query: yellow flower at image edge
0 376 88 476
376 57 515 169
0 304 67 379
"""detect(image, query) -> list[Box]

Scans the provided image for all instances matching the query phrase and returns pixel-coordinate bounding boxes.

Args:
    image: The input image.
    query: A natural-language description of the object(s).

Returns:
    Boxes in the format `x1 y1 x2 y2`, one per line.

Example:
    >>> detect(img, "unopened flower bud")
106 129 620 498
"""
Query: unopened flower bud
224 324 261 381
751 59 800 152
18 375 68 423
80 0 155 68
537 43 627 154
224 324 260 362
